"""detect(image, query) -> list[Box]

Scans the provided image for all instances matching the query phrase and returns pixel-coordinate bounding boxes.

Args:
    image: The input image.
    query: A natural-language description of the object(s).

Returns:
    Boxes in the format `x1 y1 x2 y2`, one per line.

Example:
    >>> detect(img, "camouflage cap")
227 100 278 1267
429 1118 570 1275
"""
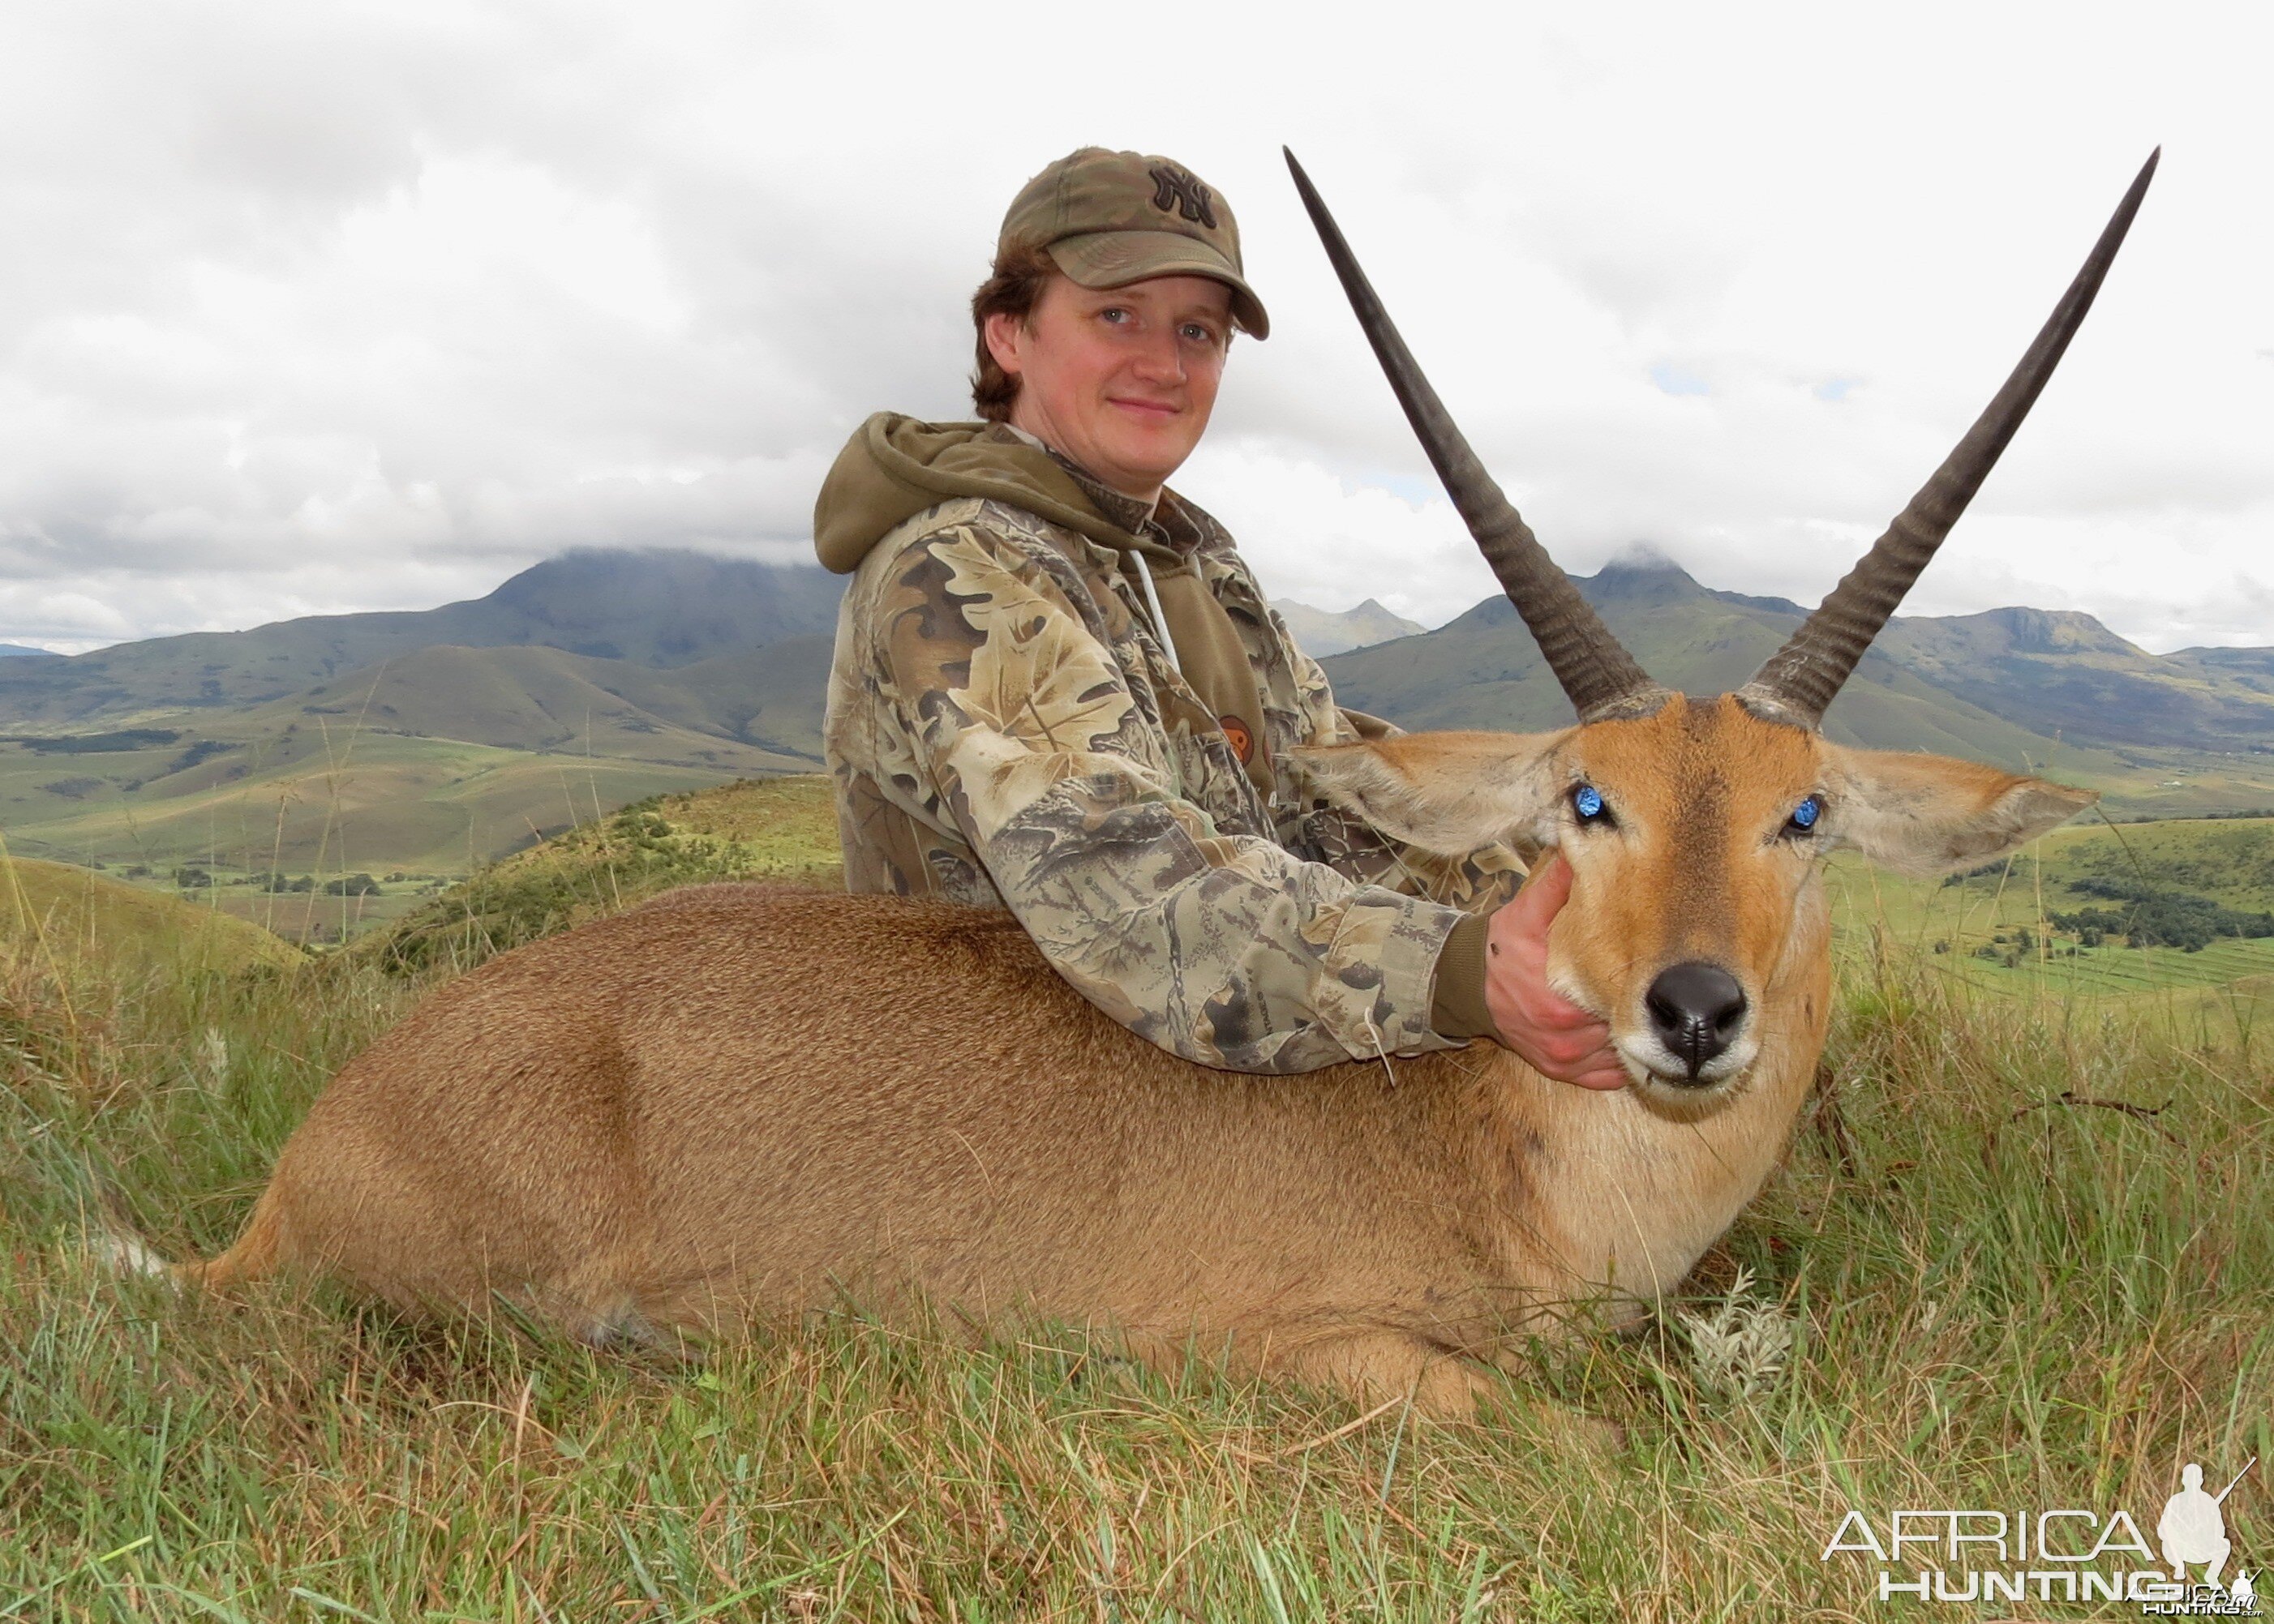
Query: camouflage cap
998 148 1270 340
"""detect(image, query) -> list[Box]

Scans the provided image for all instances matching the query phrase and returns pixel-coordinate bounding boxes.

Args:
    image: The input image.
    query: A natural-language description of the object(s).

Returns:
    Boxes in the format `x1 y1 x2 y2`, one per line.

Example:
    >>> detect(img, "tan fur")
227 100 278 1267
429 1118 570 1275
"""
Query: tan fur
178 696 2090 1417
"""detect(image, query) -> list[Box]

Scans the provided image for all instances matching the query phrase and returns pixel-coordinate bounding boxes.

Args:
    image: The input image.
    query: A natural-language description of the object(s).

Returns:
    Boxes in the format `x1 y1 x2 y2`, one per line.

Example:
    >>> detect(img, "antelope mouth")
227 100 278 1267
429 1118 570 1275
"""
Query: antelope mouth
1619 1032 1761 1091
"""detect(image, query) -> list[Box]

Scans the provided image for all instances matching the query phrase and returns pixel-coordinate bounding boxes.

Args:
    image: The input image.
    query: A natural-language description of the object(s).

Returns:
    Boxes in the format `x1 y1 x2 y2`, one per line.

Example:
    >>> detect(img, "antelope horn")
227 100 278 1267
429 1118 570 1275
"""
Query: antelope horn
1739 149 2160 728
1285 148 1667 724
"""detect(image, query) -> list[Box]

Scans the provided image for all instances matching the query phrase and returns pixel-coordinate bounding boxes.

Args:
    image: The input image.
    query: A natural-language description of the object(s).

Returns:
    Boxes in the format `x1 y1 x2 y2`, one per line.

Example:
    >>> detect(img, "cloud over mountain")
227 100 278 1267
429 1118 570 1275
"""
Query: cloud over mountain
0 3 2265 652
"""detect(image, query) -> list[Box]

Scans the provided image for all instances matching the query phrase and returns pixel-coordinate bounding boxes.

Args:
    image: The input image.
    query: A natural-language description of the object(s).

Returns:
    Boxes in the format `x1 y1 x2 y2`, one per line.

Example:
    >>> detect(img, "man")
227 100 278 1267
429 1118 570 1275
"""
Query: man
814 147 1619 1086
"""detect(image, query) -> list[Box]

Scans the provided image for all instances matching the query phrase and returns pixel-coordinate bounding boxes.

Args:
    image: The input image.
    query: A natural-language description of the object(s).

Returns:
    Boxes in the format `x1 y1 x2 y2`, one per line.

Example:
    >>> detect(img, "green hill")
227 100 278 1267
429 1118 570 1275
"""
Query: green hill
1826 813 2274 1010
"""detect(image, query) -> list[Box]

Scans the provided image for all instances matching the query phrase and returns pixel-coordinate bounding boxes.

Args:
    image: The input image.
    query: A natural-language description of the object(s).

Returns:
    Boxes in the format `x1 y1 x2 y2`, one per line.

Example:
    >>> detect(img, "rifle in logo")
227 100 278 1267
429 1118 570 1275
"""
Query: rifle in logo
1148 165 1217 229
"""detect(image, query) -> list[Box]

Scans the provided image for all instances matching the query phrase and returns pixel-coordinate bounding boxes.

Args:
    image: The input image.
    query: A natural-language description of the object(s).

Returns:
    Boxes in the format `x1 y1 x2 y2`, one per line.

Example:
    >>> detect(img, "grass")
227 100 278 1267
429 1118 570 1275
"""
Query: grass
0 809 2268 1617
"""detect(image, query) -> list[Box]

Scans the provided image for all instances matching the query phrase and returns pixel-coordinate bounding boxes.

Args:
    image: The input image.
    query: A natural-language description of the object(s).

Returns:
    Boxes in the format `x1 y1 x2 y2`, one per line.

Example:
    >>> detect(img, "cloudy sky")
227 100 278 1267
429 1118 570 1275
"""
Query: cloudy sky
2 2 2266 653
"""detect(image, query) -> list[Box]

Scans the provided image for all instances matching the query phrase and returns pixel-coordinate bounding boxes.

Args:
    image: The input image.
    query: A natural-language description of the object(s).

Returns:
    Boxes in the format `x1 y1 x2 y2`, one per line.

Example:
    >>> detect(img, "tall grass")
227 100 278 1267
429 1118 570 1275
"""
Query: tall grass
0 889 2266 1618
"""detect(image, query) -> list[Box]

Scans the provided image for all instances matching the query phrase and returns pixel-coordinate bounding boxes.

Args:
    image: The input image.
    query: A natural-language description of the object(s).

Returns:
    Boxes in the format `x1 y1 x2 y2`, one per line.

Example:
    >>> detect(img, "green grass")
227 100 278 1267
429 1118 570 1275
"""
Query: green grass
0 808 2268 1615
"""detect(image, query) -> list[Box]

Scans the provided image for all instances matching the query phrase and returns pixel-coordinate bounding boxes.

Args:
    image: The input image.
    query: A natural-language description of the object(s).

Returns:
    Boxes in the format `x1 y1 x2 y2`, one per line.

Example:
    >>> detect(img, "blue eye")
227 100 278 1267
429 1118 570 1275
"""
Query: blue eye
1572 783 1607 822
1787 795 1822 833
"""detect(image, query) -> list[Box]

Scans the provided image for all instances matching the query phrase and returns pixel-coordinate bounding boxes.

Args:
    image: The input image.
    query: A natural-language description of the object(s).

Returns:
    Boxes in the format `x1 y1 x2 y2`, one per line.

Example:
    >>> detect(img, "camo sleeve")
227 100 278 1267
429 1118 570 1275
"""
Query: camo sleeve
866 512 1471 1074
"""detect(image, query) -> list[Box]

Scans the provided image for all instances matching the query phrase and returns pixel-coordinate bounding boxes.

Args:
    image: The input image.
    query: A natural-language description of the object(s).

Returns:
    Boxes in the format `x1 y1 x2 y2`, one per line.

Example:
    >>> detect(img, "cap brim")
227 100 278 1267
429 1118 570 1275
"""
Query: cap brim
1048 230 1270 340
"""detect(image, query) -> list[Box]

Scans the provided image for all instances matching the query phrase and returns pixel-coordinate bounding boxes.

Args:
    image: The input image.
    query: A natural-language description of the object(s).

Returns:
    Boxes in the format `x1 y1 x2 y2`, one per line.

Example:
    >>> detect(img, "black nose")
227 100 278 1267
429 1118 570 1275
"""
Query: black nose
1644 962 1748 1081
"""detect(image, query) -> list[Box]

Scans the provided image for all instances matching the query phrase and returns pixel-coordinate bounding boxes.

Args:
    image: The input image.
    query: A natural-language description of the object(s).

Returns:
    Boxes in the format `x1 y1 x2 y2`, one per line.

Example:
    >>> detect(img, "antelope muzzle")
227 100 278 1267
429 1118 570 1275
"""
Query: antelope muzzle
1642 961 1751 1083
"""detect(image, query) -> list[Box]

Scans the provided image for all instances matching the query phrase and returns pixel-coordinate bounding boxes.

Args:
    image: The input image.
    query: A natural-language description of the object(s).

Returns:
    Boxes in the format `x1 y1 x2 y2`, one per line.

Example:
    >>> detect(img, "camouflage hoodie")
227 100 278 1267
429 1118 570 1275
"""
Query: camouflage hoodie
813 413 1523 1073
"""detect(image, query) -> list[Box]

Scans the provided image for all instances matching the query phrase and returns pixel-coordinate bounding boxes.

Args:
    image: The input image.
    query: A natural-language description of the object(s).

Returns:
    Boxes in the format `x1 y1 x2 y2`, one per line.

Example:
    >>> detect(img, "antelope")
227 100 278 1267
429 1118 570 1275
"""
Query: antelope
140 150 2154 1420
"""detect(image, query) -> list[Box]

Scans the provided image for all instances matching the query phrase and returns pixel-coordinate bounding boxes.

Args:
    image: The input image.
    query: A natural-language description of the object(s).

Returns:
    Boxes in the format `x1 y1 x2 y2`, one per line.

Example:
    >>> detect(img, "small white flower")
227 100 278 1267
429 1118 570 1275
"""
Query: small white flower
1678 1266 1796 1401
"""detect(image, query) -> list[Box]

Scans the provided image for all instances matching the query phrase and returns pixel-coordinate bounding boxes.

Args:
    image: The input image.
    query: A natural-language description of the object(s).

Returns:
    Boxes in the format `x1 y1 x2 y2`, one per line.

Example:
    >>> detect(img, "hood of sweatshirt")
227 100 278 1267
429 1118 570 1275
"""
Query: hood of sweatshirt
813 413 1195 573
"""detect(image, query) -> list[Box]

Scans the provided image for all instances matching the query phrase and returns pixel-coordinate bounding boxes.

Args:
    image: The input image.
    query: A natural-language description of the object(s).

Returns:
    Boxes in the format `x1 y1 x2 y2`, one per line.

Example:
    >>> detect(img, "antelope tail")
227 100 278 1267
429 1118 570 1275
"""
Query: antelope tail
88 1181 285 1292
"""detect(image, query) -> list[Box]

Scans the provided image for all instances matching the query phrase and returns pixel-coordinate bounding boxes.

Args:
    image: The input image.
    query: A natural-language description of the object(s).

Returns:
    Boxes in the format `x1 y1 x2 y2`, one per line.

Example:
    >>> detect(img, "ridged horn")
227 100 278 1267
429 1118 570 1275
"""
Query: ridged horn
1740 149 2159 728
1285 148 1667 724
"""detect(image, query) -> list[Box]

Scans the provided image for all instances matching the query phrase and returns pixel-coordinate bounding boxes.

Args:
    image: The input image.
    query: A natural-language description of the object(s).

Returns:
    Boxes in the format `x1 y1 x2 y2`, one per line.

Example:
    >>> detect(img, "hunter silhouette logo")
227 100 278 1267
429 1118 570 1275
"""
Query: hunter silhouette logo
2156 1458 2257 1605
1148 164 1216 229
1817 1454 2261 1610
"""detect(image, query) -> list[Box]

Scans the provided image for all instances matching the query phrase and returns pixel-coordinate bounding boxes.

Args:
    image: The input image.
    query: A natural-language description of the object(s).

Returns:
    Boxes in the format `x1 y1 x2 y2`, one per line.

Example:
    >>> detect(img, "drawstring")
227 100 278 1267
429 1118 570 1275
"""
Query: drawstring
1128 551 1181 675
1360 1007 1399 1089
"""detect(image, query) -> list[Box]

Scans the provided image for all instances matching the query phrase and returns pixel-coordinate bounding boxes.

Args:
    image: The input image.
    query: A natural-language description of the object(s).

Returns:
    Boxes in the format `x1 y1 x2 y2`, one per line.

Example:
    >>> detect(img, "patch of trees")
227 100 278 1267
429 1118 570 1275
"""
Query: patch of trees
0 729 179 752
161 739 234 776
1941 859 2014 888
252 872 379 895
2049 885 2274 951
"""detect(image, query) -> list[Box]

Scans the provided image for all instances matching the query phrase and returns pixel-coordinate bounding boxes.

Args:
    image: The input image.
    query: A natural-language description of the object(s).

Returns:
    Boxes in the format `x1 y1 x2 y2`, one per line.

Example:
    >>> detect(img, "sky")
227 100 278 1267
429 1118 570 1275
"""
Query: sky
0 2 2266 654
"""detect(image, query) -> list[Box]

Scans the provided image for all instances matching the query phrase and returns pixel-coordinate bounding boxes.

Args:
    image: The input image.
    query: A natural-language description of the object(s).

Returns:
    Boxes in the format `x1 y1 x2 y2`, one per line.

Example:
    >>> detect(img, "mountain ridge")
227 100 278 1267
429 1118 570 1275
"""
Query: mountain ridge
2 549 2271 881
1319 559 2274 790
0 549 843 726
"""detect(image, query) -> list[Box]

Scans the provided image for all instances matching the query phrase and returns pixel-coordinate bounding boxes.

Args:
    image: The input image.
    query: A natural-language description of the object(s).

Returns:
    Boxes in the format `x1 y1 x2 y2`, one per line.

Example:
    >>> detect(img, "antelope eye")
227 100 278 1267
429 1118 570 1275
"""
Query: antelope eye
1571 783 1611 825
1785 795 1824 834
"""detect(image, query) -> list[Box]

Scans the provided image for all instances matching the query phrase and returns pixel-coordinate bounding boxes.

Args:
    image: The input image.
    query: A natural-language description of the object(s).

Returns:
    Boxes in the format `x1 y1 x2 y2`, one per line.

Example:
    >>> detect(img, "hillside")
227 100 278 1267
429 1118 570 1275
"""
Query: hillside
358 775 841 970
243 637 832 764
0 855 295 974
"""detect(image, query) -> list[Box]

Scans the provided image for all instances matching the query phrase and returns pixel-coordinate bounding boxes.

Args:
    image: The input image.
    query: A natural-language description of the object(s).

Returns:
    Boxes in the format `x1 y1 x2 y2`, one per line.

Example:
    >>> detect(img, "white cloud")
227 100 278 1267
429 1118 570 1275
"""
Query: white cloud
0 0 2266 653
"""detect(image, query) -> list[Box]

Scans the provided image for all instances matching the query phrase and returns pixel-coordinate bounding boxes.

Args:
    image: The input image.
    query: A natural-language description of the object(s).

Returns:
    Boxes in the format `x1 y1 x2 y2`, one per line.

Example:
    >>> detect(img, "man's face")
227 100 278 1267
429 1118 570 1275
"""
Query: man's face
985 273 1233 501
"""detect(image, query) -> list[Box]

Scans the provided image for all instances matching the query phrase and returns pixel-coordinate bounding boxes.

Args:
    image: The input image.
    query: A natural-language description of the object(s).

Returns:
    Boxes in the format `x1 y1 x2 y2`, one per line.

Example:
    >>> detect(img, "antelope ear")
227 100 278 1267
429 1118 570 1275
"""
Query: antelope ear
1289 730 1566 855
1819 743 2097 877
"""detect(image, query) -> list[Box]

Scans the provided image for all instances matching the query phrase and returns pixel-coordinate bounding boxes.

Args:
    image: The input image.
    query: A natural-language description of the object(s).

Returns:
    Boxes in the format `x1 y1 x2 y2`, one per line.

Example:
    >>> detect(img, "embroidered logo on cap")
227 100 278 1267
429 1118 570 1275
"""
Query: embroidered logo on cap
1148 165 1217 229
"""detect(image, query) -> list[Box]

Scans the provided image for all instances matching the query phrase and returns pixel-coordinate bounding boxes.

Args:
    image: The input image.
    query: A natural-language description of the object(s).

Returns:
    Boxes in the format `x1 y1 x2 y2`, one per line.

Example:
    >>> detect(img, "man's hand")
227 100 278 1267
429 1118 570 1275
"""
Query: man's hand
1483 851 1628 1090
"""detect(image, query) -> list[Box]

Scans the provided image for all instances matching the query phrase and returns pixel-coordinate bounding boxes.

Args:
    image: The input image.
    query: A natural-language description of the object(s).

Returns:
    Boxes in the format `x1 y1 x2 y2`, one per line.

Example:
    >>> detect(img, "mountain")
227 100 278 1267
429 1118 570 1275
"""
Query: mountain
1319 563 2088 768
0 549 843 726
6 549 2273 881
1319 561 2274 812
1871 607 2274 753
0 551 842 876
0 644 56 658
1271 598 1427 657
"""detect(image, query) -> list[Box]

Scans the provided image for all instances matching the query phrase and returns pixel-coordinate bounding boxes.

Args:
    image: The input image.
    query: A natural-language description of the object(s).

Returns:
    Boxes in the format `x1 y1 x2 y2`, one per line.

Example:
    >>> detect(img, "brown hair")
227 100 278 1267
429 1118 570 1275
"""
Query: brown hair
968 244 1059 423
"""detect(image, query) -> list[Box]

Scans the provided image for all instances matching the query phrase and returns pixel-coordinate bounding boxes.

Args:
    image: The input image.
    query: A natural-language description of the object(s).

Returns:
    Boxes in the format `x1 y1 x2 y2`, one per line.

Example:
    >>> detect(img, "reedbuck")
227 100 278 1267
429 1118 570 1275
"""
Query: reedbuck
149 152 2153 1418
